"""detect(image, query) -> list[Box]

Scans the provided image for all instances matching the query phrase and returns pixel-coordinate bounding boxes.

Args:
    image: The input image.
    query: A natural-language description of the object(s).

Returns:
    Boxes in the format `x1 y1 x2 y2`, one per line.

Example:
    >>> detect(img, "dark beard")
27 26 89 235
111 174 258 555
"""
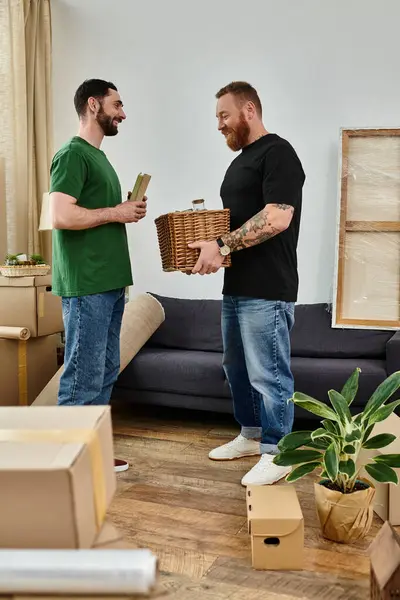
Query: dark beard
96 105 119 136
224 112 250 151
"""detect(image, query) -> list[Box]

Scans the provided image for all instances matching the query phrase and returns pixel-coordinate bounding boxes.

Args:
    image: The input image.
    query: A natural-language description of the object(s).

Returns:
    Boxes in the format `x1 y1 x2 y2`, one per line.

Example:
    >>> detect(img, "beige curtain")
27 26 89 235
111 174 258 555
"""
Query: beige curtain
0 0 53 261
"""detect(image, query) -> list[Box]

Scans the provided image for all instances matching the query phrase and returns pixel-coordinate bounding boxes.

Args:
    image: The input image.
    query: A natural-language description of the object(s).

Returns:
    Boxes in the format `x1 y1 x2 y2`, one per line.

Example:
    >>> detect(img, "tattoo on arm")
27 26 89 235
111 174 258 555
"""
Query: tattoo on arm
222 203 294 252
274 203 293 210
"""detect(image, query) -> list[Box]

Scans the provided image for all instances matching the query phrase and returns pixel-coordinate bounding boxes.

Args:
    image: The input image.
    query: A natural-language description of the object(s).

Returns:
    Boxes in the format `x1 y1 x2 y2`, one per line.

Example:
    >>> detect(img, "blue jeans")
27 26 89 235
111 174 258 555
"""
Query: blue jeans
222 296 295 454
58 288 125 406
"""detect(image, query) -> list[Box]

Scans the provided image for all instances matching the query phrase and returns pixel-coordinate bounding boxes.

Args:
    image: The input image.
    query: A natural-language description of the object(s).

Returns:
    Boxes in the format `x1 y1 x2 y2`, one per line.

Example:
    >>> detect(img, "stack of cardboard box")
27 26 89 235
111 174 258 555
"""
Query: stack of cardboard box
0 405 158 597
0 274 63 405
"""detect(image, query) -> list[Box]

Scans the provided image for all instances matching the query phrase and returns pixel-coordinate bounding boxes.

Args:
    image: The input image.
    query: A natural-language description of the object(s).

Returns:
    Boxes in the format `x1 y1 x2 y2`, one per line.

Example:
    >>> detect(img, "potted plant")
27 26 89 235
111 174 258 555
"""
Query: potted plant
273 369 400 543
1 253 50 277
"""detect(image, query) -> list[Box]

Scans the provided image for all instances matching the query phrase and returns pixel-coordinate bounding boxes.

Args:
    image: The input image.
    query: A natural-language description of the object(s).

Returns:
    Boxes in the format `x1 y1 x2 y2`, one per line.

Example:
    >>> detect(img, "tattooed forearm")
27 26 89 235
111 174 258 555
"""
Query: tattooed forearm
221 203 294 252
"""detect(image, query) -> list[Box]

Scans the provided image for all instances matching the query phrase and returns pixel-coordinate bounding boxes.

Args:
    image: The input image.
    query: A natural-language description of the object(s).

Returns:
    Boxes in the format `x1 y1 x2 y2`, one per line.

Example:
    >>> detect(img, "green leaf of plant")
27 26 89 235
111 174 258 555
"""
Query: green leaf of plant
328 390 352 424
339 458 356 478
362 424 375 444
345 429 362 442
343 444 356 454
363 433 396 450
324 442 339 481
363 371 400 421
373 454 400 468
273 449 323 467
353 413 363 425
306 439 330 450
311 428 337 442
322 420 340 435
291 392 338 421
286 462 321 483
277 431 313 452
369 400 400 425
320 470 329 479
365 462 398 484
341 368 361 406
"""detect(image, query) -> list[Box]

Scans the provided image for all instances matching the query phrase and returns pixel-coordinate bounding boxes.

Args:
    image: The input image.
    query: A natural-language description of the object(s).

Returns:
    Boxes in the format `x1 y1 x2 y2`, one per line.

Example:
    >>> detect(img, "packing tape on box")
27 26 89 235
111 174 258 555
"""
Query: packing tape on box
38 292 45 318
0 428 106 530
17 341 28 406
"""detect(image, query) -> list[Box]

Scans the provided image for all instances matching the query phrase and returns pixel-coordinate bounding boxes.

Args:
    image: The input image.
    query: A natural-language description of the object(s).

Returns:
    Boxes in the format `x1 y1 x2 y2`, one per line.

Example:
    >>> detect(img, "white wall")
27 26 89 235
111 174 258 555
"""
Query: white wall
52 0 400 303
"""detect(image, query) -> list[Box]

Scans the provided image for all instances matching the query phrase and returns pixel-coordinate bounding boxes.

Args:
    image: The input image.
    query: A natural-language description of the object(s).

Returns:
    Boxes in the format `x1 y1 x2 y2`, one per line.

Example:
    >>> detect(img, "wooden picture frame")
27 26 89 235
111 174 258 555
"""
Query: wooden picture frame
332 127 400 330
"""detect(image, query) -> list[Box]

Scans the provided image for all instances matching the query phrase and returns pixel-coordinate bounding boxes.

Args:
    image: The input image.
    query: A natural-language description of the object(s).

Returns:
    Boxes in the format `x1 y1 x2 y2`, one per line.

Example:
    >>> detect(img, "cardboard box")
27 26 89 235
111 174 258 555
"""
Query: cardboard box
246 484 304 571
0 406 116 549
359 412 400 526
0 334 59 406
0 275 63 337
92 521 126 549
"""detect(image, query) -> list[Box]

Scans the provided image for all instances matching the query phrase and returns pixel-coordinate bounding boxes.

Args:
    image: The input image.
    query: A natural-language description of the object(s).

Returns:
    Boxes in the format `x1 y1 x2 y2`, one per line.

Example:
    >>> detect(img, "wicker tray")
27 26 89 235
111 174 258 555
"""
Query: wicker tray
0 264 51 277
155 209 231 272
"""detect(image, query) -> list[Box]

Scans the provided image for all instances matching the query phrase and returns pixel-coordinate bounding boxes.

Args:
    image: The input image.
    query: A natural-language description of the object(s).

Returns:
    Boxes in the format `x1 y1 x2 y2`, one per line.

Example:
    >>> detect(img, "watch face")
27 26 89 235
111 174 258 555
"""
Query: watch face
220 245 230 256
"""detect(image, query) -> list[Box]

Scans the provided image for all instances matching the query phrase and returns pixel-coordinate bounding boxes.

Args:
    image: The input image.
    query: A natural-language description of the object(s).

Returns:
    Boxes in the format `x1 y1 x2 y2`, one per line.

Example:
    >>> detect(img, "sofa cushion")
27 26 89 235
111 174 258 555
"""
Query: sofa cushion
147 294 223 352
290 304 393 359
291 356 387 407
116 347 230 398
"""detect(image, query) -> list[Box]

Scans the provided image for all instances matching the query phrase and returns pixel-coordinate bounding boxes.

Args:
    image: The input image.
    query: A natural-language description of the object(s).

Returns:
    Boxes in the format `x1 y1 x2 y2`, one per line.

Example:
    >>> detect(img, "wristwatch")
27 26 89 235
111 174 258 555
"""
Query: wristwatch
216 237 231 256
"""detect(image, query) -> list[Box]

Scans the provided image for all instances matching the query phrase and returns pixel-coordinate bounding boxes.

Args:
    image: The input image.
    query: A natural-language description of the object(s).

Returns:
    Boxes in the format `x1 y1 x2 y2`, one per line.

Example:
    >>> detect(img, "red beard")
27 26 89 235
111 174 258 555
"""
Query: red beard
222 112 250 151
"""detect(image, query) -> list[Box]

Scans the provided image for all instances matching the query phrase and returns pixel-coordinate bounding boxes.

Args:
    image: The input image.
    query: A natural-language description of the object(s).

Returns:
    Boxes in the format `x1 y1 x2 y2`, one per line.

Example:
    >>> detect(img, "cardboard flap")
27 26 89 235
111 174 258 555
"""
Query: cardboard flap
246 484 303 537
0 275 52 288
249 517 303 537
369 520 400 588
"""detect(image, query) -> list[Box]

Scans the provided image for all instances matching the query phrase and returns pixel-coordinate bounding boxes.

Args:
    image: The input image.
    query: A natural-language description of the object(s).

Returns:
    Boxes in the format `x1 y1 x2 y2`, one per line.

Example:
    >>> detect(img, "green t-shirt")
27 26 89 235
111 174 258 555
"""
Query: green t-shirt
49 136 133 297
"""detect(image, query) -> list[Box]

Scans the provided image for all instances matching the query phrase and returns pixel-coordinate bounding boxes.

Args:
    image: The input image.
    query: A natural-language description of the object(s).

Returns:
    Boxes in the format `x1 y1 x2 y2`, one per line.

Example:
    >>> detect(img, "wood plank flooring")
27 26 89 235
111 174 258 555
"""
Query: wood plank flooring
109 403 386 599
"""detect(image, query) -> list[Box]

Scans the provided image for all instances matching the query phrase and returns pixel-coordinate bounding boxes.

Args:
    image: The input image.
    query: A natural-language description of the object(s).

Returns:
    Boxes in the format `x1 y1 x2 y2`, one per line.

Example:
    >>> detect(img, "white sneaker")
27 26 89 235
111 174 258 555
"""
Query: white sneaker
114 458 129 473
208 434 261 461
241 454 291 486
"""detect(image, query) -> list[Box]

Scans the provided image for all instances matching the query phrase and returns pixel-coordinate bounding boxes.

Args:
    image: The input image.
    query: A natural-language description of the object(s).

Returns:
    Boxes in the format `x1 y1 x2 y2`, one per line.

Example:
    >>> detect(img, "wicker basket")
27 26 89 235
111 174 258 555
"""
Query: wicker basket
0 264 51 277
155 209 231 273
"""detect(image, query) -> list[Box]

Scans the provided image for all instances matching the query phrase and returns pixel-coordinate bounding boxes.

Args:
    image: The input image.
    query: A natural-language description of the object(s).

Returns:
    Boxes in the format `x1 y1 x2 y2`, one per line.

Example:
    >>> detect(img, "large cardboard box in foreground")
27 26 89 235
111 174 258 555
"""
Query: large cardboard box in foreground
246 484 304 571
0 406 116 549
0 275 63 337
0 334 59 405
359 412 400 526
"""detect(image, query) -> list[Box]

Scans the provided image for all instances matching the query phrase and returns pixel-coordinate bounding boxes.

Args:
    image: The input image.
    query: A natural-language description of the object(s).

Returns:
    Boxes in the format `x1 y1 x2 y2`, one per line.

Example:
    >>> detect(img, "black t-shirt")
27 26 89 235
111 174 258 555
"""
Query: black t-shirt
220 133 305 302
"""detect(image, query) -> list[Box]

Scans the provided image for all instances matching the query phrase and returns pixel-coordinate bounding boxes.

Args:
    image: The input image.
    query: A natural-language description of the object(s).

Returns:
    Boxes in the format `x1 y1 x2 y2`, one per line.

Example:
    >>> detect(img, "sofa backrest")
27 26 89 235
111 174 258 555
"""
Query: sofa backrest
291 304 392 359
147 294 393 358
148 293 223 352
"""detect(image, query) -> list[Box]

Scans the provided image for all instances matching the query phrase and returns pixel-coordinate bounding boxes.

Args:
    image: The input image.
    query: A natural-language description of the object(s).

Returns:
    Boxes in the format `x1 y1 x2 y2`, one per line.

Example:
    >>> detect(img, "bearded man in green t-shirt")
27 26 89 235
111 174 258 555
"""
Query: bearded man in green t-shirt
49 79 145 468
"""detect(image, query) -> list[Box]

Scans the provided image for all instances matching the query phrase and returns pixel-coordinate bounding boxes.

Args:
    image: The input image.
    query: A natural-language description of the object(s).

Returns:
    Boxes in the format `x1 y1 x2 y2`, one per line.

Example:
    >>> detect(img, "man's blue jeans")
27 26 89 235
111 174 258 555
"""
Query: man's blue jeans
222 296 295 454
58 288 125 406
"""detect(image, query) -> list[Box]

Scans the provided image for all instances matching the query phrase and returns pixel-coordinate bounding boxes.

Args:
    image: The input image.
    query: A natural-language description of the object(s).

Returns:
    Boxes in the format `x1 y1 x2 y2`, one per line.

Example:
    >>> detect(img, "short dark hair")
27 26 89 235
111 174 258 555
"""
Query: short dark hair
74 79 117 117
216 81 262 117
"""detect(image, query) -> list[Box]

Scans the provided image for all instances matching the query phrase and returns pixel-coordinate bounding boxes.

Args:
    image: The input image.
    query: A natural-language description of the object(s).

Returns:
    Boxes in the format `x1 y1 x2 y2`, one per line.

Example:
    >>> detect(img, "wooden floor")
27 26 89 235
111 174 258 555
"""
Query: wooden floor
109 403 383 600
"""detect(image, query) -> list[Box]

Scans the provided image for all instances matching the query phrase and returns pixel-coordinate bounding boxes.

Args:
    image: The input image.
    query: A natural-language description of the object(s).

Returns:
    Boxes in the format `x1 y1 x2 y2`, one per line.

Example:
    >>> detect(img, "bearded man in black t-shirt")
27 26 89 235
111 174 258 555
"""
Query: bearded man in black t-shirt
189 81 306 486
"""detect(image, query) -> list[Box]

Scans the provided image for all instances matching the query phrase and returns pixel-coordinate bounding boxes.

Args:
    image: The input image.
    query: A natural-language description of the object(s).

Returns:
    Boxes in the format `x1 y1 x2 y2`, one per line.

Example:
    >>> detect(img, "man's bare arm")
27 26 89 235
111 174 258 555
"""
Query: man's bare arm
221 203 294 252
50 192 146 230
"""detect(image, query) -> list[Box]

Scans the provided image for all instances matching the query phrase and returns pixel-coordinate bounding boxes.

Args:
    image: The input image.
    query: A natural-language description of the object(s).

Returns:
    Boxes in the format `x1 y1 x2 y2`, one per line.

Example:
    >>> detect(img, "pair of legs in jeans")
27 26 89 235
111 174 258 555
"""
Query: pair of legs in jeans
210 295 295 486
58 288 127 471
58 288 125 406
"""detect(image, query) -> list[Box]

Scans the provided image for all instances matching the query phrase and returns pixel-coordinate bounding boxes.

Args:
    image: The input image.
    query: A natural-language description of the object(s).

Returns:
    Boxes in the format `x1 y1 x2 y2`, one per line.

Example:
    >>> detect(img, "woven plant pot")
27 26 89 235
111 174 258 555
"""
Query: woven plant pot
155 209 231 273
0 264 50 277
314 478 375 543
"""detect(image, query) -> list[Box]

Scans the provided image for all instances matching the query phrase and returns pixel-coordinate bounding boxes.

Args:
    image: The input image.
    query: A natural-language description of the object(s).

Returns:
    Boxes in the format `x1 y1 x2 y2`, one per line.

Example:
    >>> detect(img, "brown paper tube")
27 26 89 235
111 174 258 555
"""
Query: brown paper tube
32 293 165 406
0 326 31 340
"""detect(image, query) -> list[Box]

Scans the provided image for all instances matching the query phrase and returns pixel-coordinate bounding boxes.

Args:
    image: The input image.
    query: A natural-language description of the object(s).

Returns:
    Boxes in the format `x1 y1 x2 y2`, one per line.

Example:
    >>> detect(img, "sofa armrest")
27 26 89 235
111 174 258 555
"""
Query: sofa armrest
387 330 400 375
